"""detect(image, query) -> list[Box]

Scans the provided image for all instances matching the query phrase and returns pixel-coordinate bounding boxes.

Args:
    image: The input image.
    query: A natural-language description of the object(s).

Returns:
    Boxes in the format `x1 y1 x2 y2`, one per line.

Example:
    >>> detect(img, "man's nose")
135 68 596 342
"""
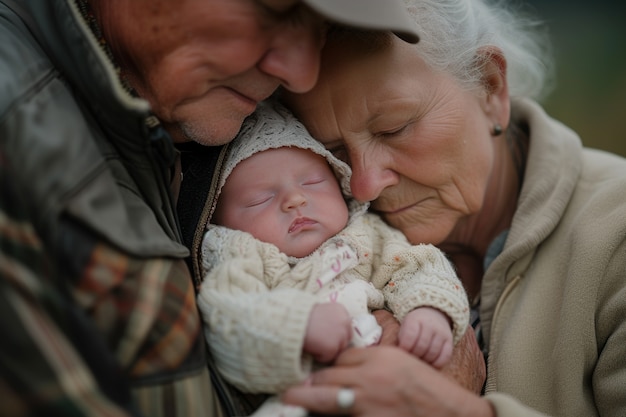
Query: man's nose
257 14 325 93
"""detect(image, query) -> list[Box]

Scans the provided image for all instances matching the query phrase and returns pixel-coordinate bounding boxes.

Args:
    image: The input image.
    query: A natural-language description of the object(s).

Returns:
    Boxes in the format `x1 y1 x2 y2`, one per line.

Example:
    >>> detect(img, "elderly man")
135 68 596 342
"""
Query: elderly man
0 0 419 416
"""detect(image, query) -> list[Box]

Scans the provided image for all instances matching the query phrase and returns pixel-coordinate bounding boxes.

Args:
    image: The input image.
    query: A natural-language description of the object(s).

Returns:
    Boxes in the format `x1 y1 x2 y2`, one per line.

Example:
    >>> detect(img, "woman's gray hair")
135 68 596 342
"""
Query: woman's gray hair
403 0 554 100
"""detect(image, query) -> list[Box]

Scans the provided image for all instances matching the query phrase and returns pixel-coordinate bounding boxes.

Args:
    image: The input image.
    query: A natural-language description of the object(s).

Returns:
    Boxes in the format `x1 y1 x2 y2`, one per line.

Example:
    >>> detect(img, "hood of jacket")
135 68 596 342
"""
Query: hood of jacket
479 98 583 345
209 100 368 224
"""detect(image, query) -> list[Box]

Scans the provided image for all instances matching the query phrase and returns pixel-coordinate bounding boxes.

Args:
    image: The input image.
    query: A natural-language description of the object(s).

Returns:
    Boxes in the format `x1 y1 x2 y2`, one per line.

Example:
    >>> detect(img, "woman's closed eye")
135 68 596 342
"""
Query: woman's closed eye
375 124 409 139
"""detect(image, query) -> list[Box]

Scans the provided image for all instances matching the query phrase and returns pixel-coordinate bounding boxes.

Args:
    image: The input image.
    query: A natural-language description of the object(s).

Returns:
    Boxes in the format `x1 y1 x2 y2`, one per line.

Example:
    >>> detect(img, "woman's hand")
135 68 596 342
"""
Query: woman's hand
442 326 486 394
281 345 494 416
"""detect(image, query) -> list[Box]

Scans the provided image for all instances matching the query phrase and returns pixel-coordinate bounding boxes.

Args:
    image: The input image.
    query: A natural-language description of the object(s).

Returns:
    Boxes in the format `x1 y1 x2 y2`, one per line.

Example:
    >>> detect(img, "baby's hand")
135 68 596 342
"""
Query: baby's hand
398 307 453 368
303 303 352 363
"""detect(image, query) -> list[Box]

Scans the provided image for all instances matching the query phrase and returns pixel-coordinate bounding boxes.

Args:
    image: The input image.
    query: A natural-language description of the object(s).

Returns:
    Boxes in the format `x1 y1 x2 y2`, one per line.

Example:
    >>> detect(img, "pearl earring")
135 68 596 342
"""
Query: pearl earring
492 123 503 136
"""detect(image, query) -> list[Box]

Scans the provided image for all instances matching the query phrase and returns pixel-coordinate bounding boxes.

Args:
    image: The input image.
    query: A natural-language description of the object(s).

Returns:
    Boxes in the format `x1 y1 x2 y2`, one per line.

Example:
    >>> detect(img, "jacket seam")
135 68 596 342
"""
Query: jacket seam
0 68 58 124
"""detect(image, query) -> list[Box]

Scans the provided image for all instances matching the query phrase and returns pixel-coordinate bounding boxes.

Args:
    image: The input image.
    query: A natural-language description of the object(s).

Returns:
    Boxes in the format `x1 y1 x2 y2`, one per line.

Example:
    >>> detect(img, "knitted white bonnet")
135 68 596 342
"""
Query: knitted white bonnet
211 100 368 221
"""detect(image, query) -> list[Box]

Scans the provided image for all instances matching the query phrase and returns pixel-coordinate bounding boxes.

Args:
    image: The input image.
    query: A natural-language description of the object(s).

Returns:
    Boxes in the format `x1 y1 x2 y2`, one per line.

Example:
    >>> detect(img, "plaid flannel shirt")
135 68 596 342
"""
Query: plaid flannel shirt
0 158 223 416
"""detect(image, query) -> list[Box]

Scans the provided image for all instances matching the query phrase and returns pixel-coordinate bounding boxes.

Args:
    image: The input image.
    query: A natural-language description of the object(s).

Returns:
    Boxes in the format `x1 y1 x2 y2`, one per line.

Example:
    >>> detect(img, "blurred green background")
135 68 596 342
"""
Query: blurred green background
526 0 626 156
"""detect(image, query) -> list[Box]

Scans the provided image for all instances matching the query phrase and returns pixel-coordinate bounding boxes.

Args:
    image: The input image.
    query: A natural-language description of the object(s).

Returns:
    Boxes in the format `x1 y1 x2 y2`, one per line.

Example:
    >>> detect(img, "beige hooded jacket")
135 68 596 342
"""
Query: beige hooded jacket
483 99 626 416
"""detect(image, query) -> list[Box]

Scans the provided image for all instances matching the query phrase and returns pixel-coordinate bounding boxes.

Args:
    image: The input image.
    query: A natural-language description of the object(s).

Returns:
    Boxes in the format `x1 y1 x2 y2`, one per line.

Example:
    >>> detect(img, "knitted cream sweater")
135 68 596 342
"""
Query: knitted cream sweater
198 212 469 393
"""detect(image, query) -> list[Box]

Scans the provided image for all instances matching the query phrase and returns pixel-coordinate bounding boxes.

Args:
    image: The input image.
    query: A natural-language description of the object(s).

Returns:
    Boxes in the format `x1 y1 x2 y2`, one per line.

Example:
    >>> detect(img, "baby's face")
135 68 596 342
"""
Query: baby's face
214 147 349 257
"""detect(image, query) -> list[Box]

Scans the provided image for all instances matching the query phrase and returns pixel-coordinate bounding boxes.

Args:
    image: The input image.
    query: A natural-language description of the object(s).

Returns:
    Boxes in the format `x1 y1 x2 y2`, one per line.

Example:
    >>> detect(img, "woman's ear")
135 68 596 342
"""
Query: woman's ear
477 46 510 129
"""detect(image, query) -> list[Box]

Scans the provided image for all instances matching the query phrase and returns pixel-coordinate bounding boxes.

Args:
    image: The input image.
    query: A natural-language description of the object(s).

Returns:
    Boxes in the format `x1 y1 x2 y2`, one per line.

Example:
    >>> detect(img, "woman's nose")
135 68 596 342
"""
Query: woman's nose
349 157 399 203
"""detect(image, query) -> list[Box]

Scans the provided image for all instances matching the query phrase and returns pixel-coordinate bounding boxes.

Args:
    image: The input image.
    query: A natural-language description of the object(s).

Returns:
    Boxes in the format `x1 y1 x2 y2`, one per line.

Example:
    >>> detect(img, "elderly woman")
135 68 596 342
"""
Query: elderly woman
280 0 626 416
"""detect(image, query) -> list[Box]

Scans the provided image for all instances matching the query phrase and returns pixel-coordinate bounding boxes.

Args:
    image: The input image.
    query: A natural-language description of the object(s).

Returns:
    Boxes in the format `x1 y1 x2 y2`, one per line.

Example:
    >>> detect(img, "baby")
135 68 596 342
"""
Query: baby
197 101 469 416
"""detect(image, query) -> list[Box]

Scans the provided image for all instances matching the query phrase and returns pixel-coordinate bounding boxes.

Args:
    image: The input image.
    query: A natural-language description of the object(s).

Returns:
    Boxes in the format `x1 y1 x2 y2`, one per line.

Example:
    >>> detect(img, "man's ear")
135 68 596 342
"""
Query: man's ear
477 46 510 128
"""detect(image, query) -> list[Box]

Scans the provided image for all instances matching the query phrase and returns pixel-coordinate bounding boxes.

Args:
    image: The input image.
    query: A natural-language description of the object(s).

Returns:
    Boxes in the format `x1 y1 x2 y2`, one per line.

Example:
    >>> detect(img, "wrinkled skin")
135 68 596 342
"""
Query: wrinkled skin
92 0 326 145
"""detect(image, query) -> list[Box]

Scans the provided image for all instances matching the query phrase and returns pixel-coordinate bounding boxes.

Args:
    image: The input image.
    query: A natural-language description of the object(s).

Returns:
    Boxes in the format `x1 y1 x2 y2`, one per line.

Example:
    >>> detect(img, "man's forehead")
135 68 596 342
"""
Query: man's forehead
255 0 420 44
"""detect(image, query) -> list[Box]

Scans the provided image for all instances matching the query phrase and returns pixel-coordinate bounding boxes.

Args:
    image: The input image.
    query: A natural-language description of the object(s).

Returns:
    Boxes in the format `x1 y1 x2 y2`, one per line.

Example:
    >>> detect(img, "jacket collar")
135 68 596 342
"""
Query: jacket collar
479 98 582 345
22 0 160 144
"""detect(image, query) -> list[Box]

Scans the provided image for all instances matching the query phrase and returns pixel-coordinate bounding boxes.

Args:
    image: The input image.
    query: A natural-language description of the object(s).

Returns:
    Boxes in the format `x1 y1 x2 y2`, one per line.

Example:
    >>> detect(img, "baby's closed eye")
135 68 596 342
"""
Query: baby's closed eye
243 193 274 208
